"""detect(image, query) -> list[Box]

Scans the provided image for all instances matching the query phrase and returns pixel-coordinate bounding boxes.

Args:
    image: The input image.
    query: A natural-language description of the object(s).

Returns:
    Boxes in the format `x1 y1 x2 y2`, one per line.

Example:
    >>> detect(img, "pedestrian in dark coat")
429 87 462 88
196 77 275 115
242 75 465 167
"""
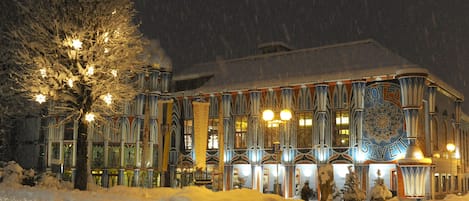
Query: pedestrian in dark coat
301 181 313 201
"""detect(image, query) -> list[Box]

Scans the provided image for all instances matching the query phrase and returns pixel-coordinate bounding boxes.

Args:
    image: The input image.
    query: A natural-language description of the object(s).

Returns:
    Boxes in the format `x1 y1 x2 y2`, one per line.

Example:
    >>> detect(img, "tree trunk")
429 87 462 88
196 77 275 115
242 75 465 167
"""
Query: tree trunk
75 85 92 190
75 120 88 190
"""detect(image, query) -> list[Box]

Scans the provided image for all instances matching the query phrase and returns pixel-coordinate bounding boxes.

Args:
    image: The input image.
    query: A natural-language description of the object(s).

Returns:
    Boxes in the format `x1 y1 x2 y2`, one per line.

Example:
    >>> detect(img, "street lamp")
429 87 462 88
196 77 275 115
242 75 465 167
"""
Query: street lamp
446 143 455 193
262 109 292 196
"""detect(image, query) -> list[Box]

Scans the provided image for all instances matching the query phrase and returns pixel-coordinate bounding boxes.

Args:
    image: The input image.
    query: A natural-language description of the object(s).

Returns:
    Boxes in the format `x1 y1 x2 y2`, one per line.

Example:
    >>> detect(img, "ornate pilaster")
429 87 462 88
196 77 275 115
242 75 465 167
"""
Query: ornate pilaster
249 90 261 192
161 71 172 93
428 85 437 155
315 84 328 163
398 73 426 144
396 69 432 199
281 87 294 198
351 80 366 162
222 93 232 190
281 87 293 148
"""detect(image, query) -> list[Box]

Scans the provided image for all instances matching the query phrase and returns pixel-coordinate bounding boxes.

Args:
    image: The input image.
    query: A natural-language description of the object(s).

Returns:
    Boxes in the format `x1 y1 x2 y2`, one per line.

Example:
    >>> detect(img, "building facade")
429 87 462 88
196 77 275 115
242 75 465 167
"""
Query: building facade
171 40 469 199
37 40 469 199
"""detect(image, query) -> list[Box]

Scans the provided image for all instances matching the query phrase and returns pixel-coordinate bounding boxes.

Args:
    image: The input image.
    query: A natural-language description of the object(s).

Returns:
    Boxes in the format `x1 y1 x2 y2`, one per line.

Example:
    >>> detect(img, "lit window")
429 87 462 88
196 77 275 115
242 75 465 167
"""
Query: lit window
184 120 193 150
235 116 248 149
208 119 219 149
297 112 313 148
334 110 349 147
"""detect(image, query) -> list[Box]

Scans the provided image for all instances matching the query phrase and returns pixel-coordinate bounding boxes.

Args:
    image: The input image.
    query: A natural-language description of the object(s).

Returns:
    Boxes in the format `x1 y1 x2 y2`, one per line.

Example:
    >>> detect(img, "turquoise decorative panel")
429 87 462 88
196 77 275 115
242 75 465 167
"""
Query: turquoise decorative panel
362 82 407 161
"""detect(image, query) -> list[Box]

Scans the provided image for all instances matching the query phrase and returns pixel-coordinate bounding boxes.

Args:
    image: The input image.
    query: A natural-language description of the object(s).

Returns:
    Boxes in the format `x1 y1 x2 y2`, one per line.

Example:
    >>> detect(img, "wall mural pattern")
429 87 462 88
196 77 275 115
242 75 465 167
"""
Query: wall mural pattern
362 82 407 161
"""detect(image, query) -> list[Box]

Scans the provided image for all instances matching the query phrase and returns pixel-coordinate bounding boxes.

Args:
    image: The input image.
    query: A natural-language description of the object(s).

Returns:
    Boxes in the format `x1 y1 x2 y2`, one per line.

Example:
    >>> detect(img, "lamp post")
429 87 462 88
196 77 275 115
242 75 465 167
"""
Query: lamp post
446 143 455 193
262 109 292 196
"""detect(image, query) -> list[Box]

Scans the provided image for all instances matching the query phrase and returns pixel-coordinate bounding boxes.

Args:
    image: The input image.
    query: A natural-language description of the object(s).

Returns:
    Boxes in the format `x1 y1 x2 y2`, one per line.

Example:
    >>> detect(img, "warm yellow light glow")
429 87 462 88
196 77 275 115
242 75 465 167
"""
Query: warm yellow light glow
303 168 312 177
103 93 112 105
67 79 74 87
336 116 349 125
85 113 95 122
446 143 456 152
299 118 313 126
35 94 46 104
87 65 94 76
413 150 423 160
40 68 47 78
339 129 350 135
267 121 280 128
72 39 82 50
262 109 274 121
111 69 118 77
280 109 292 121
433 152 441 159
103 32 110 43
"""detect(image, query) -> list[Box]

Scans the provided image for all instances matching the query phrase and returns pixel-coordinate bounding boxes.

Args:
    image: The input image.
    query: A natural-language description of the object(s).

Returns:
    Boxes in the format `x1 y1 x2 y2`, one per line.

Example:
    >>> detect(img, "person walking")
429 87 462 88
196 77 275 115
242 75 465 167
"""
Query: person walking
301 181 313 201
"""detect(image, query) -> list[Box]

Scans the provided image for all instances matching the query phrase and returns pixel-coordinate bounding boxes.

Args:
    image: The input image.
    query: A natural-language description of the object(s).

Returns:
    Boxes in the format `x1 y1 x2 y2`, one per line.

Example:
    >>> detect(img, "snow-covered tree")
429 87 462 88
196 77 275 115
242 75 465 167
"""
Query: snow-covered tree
370 170 393 201
342 166 366 201
4 0 147 190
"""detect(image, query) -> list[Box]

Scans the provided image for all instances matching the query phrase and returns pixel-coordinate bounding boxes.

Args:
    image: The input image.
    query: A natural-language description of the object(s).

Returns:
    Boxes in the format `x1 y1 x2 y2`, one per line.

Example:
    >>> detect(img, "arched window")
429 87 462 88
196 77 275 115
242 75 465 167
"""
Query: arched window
263 89 279 149
296 86 313 149
332 84 349 147
234 92 249 149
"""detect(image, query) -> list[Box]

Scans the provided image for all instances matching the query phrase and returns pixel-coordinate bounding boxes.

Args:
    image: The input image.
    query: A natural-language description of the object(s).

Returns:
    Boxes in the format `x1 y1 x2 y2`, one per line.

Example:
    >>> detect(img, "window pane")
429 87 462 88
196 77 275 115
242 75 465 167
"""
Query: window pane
184 120 193 150
334 110 349 147
64 121 74 140
297 112 313 148
208 119 219 149
235 116 247 148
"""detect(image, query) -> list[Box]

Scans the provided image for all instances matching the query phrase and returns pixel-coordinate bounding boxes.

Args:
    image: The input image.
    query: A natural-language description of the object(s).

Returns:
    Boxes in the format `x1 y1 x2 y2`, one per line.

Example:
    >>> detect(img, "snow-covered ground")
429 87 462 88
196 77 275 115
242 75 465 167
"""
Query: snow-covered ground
0 185 292 201
0 161 468 201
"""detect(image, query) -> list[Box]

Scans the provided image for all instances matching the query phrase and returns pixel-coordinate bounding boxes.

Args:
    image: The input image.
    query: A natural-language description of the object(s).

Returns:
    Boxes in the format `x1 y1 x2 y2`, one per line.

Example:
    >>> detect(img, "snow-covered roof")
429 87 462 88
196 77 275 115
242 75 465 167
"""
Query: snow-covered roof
173 39 463 101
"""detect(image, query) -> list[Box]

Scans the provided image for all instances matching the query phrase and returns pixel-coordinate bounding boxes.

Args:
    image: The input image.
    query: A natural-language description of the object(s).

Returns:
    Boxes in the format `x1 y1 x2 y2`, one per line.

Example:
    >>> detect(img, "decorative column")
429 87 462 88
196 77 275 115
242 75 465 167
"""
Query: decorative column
315 84 328 163
426 85 437 155
281 87 294 198
249 90 261 191
396 69 432 200
351 80 366 161
222 93 233 190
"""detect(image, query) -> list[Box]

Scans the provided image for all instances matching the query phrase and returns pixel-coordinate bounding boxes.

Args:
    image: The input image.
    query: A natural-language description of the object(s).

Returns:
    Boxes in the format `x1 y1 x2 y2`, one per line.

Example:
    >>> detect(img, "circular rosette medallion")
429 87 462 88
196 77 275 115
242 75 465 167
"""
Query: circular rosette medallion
362 82 407 161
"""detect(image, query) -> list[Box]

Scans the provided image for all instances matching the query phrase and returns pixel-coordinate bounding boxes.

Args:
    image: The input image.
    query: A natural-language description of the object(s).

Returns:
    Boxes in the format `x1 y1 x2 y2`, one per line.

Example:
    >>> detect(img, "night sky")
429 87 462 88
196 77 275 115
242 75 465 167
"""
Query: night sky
136 0 469 111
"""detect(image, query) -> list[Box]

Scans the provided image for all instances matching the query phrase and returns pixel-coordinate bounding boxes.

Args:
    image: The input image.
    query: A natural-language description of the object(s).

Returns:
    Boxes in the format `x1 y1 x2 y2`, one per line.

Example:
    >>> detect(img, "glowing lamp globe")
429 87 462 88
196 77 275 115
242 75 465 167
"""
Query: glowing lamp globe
262 109 274 121
280 109 292 121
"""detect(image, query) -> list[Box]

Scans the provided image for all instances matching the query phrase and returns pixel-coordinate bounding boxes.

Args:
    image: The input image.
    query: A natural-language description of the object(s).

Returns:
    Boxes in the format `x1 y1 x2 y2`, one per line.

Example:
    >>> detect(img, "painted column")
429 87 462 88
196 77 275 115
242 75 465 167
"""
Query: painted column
351 81 366 162
249 90 261 191
396 69 432 199
315 84 328 163
222 93 233 190
427 85 437 153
